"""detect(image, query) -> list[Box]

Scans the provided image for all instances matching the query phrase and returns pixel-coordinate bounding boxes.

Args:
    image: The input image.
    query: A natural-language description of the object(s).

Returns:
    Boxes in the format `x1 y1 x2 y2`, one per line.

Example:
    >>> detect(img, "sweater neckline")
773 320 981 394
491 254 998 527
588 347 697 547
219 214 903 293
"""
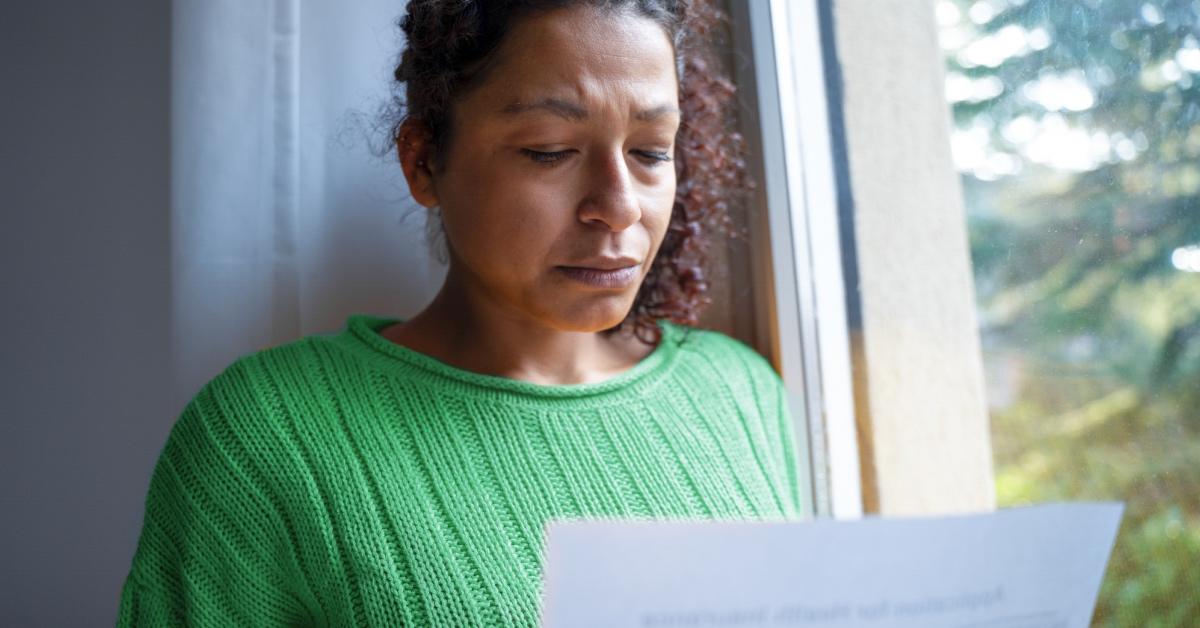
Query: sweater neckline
332 313 683 401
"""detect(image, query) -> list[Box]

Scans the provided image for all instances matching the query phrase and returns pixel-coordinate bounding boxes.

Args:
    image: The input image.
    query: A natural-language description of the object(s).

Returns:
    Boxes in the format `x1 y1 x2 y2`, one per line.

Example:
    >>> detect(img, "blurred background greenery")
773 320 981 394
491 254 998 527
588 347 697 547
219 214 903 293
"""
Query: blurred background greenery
937 0 1200 624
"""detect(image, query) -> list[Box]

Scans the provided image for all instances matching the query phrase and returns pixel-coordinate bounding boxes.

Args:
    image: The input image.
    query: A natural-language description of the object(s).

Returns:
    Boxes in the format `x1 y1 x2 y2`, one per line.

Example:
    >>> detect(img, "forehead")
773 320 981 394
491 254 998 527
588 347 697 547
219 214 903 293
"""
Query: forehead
464 6 680 118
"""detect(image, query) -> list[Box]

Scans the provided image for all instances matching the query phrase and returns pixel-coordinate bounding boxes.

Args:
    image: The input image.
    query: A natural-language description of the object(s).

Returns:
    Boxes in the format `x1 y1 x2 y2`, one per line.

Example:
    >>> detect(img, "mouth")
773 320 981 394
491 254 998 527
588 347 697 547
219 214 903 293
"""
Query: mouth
555 264 641 289
562 256 641 270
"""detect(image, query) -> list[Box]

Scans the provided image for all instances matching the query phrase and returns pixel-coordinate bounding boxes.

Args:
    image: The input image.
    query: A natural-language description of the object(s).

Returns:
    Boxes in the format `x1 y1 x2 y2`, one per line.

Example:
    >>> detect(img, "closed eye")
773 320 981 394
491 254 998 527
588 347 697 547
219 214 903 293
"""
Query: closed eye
519 148 673 167
520 148 574 164
634 150 673 167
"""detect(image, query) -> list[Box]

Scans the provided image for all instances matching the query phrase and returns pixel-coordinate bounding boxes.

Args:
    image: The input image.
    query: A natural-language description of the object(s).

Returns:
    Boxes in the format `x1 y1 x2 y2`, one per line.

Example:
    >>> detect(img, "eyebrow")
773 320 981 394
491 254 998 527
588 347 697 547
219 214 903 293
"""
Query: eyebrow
497 97 681 123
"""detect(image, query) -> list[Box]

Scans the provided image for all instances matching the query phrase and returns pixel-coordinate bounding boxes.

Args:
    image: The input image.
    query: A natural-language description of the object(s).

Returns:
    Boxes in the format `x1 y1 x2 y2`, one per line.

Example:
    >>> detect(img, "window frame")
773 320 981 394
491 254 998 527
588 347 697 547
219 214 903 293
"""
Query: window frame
733 0 864 520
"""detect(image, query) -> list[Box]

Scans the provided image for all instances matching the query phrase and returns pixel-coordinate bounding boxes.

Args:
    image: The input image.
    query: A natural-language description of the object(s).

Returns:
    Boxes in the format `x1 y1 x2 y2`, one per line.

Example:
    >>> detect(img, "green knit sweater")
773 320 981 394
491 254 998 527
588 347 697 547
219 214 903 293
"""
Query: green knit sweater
117 314 804 627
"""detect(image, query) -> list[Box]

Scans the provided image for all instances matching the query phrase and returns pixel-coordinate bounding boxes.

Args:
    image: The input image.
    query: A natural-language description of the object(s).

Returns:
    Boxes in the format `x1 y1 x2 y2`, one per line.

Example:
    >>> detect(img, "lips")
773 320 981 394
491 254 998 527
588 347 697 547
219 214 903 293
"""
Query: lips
554 258 643 290
559 256 641 271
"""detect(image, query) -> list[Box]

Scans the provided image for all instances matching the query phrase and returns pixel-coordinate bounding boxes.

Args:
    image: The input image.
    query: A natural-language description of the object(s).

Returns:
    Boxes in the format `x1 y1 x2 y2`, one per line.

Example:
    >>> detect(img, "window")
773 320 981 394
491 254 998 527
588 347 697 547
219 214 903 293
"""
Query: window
940 0 1200 621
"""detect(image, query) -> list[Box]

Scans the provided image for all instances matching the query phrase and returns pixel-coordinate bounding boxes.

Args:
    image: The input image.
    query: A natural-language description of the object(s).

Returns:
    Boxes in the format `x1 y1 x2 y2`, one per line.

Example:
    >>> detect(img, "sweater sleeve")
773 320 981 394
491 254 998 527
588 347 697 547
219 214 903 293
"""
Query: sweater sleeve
117 364 309 627
767 370 806 519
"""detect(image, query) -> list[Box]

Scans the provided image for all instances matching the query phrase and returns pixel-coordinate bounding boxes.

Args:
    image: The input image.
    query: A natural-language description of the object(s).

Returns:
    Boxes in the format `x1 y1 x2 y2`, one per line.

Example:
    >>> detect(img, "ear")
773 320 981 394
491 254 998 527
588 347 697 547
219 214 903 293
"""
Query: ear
396 118 439 208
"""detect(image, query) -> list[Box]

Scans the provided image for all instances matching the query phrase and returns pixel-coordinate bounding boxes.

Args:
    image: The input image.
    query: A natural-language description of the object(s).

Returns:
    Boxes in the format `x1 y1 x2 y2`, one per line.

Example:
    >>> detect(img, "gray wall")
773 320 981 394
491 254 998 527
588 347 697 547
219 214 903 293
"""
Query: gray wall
1 2 173 624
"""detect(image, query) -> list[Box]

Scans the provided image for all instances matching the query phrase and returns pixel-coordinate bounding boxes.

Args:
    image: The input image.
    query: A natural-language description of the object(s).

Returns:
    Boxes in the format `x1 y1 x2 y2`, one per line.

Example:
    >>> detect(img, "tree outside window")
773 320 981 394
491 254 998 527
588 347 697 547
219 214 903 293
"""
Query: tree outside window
938 0 1200 623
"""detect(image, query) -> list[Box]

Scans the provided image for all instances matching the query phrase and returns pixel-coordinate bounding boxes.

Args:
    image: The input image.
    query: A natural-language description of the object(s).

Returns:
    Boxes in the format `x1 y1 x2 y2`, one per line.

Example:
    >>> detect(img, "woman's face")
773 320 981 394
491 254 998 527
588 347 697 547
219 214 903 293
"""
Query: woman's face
426 6 680 333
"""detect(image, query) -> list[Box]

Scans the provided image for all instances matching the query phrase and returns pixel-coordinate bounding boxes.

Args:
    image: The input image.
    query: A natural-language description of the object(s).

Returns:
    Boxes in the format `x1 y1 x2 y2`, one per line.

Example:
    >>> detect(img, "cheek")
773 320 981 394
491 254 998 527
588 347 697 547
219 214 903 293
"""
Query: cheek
644 179 677 243
439 163 573 270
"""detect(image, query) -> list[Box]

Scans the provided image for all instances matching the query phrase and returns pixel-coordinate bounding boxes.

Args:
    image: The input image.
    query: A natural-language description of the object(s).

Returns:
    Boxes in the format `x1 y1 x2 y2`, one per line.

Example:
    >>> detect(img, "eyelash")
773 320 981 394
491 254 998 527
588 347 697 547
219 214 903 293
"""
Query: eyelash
520 148 673 167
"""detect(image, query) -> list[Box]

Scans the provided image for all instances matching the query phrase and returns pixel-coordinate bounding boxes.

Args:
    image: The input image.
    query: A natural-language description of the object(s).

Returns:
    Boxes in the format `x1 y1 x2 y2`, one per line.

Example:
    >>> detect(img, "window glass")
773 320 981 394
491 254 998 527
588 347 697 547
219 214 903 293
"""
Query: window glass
938 1 1200 622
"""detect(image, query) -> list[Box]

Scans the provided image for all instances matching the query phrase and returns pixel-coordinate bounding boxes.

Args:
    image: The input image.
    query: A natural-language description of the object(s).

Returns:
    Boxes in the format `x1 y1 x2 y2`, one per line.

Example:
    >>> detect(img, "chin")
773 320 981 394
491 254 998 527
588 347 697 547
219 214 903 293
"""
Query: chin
547 294 636 333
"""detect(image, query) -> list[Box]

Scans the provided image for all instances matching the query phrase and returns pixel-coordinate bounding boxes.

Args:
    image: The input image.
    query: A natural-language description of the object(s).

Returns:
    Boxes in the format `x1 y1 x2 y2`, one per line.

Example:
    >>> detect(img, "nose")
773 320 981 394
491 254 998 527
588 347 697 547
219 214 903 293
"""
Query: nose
576 149 641 232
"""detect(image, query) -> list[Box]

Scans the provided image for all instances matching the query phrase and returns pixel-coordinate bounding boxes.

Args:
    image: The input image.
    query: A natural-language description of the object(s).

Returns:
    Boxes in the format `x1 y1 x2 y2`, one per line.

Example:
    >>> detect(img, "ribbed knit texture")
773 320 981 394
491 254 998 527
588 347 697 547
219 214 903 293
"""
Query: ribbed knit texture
117 313 805 627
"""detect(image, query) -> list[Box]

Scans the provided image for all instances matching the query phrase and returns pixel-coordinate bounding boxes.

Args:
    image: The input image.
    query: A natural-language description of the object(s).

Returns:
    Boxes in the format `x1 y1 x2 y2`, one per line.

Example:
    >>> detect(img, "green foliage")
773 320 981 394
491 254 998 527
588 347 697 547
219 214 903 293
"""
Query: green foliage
1108 506 1200 626
941 0 1200 624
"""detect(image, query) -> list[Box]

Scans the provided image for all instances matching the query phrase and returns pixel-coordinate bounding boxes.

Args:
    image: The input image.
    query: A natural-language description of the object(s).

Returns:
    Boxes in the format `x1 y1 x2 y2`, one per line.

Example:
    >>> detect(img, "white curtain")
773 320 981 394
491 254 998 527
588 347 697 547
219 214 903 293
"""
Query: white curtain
170 0 445 401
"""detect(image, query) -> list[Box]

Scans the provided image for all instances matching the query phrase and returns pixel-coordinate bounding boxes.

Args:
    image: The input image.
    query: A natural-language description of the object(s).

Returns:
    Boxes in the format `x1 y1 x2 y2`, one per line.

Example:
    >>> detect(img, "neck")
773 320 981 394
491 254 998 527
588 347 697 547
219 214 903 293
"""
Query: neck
385 264 653 386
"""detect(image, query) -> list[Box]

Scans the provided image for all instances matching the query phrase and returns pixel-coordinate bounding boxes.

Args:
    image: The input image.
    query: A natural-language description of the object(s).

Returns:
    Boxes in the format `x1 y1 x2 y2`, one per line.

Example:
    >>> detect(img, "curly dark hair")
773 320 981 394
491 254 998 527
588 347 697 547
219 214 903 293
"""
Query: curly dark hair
386 0 751 344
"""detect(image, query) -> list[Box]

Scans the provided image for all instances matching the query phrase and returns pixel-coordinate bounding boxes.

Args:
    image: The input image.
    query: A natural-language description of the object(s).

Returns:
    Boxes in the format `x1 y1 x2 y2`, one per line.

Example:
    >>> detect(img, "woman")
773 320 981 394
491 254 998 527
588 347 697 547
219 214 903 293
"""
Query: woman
117 1 804 626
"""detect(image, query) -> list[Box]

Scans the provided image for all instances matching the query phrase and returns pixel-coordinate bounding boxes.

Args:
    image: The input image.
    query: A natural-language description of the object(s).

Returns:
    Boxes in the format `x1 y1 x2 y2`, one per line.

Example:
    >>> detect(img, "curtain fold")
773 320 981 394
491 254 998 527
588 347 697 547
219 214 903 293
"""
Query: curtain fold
171 0 443 403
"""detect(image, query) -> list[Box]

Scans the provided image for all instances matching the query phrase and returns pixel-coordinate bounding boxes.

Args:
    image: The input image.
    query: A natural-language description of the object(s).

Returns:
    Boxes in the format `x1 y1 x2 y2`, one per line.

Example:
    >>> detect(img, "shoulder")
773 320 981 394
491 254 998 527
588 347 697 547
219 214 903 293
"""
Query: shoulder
186 336 318 413
143 337 332 542
664 322 778 374
662 321 783 390
200 320 360 399
168 335 328 467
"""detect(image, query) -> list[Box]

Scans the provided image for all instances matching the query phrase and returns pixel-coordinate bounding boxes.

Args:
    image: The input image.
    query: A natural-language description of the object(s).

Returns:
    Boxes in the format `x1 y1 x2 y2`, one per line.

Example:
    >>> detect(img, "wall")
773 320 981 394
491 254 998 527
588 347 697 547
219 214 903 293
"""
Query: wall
828 0 996 515
0 2 173 625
